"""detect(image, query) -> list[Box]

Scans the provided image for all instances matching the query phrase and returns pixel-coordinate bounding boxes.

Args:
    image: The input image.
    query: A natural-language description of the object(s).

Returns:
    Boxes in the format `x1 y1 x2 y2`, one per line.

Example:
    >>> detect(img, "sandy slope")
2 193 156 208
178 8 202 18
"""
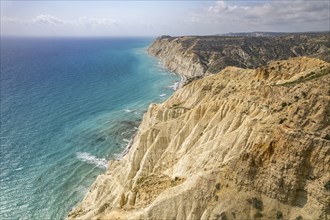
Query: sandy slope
68 57 330 220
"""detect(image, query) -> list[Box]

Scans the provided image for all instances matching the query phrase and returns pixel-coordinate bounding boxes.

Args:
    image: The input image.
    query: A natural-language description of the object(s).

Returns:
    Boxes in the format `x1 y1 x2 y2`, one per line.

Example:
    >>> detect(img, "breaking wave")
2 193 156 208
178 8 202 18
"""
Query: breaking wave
76 152 108 169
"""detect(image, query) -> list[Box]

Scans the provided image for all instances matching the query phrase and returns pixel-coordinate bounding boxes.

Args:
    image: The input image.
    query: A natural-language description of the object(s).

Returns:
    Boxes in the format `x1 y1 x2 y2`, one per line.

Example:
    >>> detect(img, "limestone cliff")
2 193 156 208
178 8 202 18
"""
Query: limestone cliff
68 57 330 220
147 34 330 79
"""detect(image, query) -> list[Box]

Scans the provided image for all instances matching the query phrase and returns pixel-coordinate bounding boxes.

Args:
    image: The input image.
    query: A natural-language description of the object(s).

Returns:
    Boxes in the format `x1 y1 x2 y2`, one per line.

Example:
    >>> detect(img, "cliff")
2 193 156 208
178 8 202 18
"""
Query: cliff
147 34 330 79
68 57 330 220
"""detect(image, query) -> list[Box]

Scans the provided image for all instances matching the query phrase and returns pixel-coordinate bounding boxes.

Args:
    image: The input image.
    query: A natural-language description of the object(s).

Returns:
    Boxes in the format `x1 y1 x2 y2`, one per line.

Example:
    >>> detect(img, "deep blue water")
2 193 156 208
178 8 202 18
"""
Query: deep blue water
0 37 178 219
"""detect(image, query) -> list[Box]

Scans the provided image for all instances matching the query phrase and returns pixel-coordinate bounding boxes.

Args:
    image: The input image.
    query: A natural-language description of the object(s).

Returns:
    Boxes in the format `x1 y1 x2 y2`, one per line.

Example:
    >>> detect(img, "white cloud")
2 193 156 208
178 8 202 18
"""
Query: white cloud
32 14 65 25
242 1 328 25
76 17 118 27
205 1 329 25
1 1 328 37
1 16 27 24
1 14 120 36
187 0 329 31
1 14 118 28
208 1 237 14
208 1 228 13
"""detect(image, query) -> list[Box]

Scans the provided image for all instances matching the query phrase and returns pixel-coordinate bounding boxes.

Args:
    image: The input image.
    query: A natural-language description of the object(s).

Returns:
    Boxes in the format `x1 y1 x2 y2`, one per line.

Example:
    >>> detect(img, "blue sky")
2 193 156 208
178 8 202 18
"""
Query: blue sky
1 1 329 37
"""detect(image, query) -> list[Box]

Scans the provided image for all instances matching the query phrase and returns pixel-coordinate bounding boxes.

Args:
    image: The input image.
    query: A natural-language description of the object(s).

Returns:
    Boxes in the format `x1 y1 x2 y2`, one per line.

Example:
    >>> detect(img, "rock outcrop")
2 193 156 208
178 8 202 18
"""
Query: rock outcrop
68 57 330 220
147 34 330 79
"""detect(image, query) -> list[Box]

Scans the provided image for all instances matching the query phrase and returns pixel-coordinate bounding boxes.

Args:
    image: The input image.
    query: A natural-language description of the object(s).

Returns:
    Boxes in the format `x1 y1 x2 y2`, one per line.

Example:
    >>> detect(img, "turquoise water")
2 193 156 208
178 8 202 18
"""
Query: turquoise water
0 37 179 219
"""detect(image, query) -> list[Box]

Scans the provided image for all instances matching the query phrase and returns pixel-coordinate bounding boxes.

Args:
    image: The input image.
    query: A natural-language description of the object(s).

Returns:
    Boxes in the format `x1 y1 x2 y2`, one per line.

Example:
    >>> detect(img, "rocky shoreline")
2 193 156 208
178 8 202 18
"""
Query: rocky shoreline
67 35 330 220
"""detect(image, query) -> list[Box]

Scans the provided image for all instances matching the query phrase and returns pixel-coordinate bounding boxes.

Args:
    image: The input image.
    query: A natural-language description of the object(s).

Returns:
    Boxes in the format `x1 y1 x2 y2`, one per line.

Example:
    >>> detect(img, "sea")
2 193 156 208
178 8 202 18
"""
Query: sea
0 37 179 219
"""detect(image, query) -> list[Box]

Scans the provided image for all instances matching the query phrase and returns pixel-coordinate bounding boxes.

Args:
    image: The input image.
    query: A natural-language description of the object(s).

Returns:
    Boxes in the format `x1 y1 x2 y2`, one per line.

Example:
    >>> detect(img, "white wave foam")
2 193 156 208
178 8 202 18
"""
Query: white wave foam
113 153 122 160
76 152 108 169
76 185 89 196
159 93 167 97
124 109 133 113
123 139 130 143
168 82 180 90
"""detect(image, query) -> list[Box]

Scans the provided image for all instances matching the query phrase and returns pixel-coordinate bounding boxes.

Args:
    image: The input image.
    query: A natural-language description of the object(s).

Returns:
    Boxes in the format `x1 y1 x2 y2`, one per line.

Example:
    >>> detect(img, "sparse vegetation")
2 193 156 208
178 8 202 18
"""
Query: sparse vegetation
324 181 330 190
150 33 330 78
276 211 283 219
215 183 221 190
279 67 330 87
170 103 190 110
247 197 263 211
254 212 263 218
279 118 287 124
324 134 330 141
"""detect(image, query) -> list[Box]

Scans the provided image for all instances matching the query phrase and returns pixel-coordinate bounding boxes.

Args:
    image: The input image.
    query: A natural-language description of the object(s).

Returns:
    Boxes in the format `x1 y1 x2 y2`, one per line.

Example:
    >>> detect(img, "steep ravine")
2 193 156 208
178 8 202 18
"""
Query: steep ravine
68 57 330 220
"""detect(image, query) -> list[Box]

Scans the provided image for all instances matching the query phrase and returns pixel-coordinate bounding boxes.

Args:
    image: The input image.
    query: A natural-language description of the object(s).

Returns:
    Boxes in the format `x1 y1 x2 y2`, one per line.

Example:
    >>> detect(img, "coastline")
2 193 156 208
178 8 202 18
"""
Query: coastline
67 35 330 220
0 37 182 220
114 49 183 160
146 34 330 80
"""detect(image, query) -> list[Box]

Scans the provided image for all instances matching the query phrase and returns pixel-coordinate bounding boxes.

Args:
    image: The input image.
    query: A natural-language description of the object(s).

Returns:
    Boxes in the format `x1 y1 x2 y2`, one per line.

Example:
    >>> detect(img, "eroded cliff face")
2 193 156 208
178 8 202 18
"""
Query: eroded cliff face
68 57 330 220
147 35 330 79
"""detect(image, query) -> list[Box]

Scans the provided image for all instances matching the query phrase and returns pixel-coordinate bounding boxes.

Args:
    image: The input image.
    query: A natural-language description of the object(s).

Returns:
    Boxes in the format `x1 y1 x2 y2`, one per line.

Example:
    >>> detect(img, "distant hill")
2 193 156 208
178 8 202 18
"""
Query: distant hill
219 31 329 37
148 33 329 79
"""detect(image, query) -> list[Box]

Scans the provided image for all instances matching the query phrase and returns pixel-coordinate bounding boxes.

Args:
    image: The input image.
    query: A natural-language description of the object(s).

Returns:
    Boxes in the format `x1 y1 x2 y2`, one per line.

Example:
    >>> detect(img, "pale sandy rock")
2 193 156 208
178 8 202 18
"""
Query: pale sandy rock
68 57 330 220
148 37 207 79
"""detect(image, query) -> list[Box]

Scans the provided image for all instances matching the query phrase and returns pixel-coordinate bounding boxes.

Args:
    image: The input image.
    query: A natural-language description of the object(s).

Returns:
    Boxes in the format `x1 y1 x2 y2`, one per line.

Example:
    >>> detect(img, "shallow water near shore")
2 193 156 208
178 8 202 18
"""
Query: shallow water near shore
0 37 179 219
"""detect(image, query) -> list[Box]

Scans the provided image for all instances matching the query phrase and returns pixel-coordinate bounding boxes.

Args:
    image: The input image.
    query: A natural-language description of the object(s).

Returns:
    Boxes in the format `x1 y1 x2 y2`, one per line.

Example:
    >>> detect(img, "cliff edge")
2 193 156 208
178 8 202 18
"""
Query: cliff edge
147 34 329 79
68 57 330 220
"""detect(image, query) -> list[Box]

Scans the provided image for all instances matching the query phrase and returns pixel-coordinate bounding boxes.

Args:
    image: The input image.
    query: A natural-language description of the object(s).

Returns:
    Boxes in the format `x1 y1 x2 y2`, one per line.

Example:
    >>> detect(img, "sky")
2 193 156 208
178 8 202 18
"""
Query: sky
1 0 329 37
